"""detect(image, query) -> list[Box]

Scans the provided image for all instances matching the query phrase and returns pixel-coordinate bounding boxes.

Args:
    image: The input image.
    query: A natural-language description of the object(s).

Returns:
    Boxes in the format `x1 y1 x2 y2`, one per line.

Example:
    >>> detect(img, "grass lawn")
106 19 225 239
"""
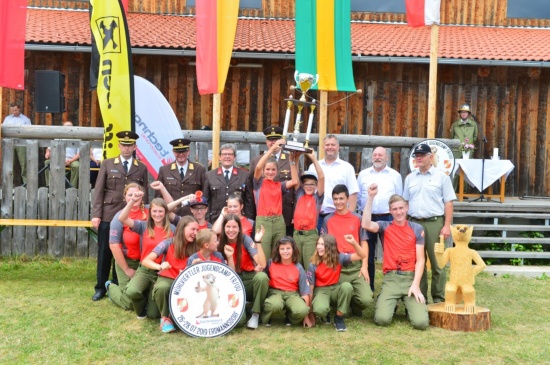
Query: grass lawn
0 257 548 365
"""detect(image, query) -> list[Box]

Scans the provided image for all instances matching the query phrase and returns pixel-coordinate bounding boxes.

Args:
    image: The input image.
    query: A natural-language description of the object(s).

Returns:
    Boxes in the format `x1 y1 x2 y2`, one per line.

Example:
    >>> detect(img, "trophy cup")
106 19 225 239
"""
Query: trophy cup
281 71 319 153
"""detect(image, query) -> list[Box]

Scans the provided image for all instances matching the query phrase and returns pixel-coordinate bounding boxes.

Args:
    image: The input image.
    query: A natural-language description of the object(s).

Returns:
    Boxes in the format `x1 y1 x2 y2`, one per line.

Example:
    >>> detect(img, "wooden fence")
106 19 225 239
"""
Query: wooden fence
0 125 459 258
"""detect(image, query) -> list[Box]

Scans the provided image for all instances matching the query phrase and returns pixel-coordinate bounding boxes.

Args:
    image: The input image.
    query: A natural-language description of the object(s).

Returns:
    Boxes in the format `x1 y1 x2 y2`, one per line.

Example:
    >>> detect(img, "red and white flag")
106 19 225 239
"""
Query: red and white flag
406 0 441 27
0 0 27 90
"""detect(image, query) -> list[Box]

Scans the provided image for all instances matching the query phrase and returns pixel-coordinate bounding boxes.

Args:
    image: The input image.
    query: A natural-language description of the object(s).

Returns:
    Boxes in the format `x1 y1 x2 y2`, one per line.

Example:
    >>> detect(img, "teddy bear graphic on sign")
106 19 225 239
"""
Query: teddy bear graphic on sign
434 225 487 314
195 273 220 318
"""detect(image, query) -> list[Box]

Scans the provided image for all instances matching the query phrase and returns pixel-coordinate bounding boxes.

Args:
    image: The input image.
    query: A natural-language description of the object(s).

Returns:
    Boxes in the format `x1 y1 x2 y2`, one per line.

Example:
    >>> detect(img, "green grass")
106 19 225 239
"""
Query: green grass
1 257 549 365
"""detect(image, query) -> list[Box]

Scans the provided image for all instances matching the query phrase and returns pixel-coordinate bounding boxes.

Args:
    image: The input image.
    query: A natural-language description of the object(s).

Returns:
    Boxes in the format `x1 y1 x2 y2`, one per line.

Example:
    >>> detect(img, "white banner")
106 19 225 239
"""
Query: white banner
134 75 181 179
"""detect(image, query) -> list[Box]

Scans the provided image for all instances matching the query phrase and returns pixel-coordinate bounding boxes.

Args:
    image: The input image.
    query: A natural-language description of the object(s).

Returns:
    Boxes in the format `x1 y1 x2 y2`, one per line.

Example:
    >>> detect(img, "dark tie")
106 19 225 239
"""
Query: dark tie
180 167 184 180
123 160 129 174
224 170 230 184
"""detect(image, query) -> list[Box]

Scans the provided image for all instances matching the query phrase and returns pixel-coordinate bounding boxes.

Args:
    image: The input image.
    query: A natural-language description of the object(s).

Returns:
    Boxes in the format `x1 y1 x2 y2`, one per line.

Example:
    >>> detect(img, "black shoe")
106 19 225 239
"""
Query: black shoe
322 314 331 325
334 315 347 332
92 290 106 301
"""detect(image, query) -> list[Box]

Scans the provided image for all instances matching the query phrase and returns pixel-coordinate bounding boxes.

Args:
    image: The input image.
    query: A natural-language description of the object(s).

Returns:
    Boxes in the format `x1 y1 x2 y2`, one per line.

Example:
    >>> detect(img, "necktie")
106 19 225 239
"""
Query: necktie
180 167 184 180
224 170 230 184
123 160 129 173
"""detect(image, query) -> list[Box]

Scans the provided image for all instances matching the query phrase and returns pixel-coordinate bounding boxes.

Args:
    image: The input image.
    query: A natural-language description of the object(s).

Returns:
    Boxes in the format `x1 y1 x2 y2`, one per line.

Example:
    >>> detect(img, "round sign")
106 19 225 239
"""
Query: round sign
169 261 246 337
408 139 455 176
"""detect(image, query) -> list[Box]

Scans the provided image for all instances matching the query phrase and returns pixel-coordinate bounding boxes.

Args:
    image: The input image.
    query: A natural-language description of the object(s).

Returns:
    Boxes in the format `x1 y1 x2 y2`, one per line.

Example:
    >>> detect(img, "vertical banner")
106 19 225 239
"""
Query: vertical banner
0 0 27 90
295 0 355 92
134 76 182 179
195 0 239 95
406 0 441 27
90 0 134 159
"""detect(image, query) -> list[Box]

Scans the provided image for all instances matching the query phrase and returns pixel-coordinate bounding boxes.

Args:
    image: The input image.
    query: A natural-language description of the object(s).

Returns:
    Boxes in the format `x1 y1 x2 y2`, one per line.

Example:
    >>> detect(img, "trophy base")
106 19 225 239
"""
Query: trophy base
283 141 313 154
285 98 317 107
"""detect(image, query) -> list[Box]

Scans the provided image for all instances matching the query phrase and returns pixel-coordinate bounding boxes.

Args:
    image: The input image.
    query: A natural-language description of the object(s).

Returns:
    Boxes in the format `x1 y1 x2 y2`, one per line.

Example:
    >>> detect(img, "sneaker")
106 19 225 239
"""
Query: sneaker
334 315 347 332
323 314 331 325
264 319 272 327
285 313 291 326
160 317 176 333
247 313 260 329
137 306 147 320
105 281 112 302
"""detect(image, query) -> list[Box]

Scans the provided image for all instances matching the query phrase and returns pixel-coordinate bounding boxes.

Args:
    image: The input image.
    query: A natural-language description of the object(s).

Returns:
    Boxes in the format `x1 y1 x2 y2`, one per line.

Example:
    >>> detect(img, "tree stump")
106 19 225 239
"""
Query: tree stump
428 303 491 332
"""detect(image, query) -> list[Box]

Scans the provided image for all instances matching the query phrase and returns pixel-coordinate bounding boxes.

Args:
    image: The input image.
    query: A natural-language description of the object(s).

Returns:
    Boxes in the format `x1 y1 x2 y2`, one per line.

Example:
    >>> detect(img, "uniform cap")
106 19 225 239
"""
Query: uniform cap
170 138 191 152
458 104 471 113
413 143 432 155
116 131 139 145
263 126 283 140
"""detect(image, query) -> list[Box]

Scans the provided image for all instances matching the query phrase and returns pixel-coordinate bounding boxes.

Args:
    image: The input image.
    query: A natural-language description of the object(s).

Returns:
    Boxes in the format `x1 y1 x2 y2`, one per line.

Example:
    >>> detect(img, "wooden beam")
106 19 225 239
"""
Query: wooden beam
427 24 439 138
212 93 221 168
319 91 328 159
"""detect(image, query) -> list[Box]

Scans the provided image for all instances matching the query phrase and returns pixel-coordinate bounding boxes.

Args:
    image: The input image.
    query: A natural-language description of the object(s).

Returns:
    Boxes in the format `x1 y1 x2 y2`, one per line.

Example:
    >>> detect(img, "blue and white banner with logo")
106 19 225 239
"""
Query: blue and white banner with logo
134 75 181 179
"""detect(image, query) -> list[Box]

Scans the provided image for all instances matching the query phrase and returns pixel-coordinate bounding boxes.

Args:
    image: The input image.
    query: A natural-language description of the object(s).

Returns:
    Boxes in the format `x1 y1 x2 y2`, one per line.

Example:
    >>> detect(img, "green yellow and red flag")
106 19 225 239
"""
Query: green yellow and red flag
295 0 356 92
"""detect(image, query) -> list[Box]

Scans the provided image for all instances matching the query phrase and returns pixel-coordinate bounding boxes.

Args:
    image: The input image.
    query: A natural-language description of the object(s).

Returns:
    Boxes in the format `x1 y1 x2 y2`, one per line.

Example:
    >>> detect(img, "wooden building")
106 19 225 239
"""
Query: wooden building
2 0 550 196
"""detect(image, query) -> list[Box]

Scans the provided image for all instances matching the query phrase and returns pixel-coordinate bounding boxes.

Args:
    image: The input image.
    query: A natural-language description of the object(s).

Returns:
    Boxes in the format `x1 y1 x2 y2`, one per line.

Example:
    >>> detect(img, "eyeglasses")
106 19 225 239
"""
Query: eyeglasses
220 153 235 157
413 153 431 158
191 206 207 211
303 183 317 187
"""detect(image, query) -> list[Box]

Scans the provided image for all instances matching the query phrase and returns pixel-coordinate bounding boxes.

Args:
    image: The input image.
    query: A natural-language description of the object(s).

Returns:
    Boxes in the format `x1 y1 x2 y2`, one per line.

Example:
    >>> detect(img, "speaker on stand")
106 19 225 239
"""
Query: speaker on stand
35 70 66 115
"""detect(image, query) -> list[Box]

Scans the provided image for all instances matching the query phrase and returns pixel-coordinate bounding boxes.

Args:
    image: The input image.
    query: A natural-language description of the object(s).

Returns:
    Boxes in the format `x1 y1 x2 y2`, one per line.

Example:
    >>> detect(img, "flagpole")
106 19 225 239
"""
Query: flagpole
427 24 439 138
212 93 221 169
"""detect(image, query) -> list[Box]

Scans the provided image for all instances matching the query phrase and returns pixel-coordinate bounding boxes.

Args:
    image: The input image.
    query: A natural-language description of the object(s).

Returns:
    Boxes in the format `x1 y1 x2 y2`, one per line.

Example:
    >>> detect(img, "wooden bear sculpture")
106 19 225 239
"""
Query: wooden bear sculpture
434 224 487 314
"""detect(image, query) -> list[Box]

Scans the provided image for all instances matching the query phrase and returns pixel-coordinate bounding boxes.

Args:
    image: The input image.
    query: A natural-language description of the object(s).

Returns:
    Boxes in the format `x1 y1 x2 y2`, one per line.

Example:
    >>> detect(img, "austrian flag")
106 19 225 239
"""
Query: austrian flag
406 0 441 27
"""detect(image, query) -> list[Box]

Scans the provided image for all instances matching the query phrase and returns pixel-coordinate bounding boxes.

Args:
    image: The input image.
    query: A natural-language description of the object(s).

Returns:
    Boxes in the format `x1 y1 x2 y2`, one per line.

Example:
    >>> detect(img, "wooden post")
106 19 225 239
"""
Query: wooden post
319 90 328 159
212 93 221 169
427 24 439 139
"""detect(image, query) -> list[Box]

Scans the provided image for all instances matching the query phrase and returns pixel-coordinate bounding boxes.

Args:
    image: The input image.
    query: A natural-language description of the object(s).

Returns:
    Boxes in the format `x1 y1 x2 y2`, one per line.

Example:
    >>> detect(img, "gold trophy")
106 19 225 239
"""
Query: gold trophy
281 71 319 153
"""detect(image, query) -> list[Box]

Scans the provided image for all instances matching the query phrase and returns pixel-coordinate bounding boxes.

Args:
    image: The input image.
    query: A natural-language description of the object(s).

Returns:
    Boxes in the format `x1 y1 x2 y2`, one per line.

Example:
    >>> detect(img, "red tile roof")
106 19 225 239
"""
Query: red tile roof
26 8 550 62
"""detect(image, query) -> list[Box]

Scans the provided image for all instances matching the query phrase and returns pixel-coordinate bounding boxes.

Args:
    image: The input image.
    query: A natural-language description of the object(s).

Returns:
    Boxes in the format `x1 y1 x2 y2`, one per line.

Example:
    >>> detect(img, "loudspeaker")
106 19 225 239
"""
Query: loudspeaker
35 70 66 113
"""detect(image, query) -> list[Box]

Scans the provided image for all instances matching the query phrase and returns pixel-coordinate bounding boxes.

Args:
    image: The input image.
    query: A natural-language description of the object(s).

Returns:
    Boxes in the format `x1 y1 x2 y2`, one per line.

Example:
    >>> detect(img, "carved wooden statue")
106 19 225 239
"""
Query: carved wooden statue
434 224 487 314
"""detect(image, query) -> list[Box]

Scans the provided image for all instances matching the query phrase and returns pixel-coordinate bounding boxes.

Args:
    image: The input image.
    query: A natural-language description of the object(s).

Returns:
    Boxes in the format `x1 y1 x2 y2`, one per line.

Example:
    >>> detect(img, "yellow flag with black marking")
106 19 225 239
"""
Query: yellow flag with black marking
90 0 134 159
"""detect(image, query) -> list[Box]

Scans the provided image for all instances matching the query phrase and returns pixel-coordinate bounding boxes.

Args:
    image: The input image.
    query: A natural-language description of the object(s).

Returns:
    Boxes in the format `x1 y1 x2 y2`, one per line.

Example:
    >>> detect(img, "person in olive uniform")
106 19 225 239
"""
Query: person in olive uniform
244 126 296 236
155 138 207 217
91 131 149 301
450 104 479 190
204 144 248 223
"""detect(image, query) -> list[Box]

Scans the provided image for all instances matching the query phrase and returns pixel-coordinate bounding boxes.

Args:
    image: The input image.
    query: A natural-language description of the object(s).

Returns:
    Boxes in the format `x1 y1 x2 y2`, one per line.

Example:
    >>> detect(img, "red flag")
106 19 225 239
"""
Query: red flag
0 0 27 90
406 0 441 27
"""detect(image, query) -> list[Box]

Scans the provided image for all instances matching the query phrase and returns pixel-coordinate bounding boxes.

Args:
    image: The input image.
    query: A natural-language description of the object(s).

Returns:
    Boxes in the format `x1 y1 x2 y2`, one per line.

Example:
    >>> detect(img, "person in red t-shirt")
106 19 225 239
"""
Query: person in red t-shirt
253 140 300 260
262 237 312 327
187 229 235 268
321 184 373 317
142 216 199 333
118 194 175 320
107 183 149 310
362 184 429 330
218 214 267 329
293 151 324 268
189 199 212 231
212 193 255 237
307 234 366 332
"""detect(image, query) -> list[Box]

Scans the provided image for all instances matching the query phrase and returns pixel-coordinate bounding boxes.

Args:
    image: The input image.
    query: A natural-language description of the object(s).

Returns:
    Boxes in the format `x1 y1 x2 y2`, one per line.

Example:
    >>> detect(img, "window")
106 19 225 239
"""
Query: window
351 0 405 13
507 0 550 19
187 0 261 8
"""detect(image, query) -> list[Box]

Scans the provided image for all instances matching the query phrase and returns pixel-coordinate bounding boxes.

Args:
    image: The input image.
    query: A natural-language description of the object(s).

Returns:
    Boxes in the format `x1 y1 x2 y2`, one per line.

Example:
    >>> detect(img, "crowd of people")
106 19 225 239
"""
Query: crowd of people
86 123 460 335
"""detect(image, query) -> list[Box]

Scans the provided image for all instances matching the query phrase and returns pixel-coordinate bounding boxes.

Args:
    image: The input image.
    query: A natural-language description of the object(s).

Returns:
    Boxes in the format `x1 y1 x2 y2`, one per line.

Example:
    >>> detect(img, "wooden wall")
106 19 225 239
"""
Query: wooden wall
2 52 550 197
28 0 550 27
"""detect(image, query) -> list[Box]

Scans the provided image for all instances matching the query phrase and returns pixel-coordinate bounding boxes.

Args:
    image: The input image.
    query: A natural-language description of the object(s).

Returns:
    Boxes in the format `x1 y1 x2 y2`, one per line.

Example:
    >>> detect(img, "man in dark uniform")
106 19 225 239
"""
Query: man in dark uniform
244 126 295 236
91 131 149 301
204 143 248 222
155 138 207 216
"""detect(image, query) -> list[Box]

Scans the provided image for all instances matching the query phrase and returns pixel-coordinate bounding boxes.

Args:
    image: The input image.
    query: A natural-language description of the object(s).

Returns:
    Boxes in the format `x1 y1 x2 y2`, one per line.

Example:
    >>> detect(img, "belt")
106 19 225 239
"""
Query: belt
410 215 443 222
295 229 317 236
372 213 392 219
385 270 415 277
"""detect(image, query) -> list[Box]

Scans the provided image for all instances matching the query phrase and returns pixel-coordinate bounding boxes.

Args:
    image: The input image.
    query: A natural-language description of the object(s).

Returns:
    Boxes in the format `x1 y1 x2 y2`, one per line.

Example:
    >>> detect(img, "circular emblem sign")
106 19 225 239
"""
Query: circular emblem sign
409 139 455 176
169 261 246 337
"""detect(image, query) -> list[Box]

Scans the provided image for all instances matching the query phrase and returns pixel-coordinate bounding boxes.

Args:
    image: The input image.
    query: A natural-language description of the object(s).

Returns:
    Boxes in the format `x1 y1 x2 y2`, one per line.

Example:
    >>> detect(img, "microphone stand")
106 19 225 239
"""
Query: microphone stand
471 114 489 202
